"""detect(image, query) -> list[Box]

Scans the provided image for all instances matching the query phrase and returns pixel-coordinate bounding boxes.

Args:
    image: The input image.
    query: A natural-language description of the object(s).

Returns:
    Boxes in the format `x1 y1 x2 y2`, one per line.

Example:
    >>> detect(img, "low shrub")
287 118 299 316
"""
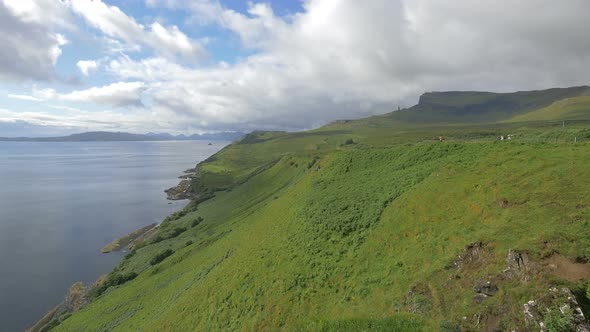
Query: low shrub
150 249 174 265
150 227 187 244
124 250 136 260
343 138 355 145
544 307 574 332
169 227 187 238
90 272 138 298
191 217 204 227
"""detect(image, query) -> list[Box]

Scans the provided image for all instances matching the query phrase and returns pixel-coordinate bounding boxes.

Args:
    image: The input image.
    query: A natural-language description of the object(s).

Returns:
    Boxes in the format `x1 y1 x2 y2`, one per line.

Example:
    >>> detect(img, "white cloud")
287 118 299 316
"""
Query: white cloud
7 94 43 101
2 0 71 26
0 107 166 135
0 0 71 81
68 0 206 61
3 0 590 135
108 56 190 81
146 0 223 26
76 60 98 76
68 0 141 40
149 22 204 59
127 0 590 132
60 82 146 107
33 82 147 108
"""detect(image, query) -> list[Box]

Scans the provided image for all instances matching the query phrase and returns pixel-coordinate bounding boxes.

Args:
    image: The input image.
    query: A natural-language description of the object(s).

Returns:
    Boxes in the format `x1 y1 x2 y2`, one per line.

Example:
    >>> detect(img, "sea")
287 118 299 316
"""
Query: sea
0 141 225 332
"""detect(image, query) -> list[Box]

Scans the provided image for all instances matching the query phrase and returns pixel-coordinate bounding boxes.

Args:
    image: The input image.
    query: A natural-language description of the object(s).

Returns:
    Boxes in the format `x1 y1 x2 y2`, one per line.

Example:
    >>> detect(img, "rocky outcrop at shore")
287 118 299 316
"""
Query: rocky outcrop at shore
165 167 199 200
164 167 215 203
101 223 158 253
25 305 60 332
25 276 105 332
64 282 88 312
27 165 212 331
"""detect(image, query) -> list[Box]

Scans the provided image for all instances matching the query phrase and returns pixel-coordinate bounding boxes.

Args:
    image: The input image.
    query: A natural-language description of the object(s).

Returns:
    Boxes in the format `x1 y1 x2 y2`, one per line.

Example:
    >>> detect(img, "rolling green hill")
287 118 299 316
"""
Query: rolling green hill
391 86 589 123
46 87 590 332
509 96 590 122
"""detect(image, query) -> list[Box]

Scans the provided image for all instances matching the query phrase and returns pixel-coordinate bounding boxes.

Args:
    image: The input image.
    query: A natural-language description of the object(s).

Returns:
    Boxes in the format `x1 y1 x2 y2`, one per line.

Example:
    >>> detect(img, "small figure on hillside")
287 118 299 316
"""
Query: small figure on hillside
438 135 444 142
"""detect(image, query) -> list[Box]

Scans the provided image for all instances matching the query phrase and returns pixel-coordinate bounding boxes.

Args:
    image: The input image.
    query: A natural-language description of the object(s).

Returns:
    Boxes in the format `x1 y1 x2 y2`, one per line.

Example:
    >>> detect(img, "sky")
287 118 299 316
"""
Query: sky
0 0 589 136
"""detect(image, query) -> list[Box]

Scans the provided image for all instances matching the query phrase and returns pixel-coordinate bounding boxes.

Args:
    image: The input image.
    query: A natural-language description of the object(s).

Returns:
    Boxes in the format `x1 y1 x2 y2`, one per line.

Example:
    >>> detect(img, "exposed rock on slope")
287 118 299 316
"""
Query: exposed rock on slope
524 287 590 332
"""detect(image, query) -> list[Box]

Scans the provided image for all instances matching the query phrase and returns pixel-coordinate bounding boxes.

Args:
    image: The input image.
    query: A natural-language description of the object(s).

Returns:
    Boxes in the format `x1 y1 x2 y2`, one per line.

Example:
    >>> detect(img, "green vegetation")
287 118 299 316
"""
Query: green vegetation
509 95 590 122
150 227 187 244
89 272 138 298
191 216 204 227
393 86 590 123
123 250 136 260
545 307 575 332
55 86 590 331
149 249 174 265
100 223 156 253
303 315 425 331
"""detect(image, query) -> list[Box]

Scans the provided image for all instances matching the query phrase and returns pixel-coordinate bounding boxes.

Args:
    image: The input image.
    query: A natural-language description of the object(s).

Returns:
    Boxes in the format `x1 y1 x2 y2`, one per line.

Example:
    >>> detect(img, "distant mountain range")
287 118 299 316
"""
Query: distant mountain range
0 131 245 142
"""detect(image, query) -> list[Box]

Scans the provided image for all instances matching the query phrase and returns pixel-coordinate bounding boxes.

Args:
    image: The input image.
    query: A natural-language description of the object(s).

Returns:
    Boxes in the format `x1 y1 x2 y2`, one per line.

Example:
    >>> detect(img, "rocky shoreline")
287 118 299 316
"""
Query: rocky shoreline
25 277 106 332
26 165 205 331
100 223 158 253
164 167 199 200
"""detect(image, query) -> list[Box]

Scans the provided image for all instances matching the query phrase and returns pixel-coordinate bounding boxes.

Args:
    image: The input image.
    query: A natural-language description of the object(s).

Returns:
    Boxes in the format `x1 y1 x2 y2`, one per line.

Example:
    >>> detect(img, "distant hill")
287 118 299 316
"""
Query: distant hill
508 95 590 122
0 131 245 142
390 85 590 123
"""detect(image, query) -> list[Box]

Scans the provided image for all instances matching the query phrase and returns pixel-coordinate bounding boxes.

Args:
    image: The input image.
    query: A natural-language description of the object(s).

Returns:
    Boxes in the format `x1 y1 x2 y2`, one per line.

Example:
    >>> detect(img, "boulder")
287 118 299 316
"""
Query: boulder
474 281 499 297
64 282 88 312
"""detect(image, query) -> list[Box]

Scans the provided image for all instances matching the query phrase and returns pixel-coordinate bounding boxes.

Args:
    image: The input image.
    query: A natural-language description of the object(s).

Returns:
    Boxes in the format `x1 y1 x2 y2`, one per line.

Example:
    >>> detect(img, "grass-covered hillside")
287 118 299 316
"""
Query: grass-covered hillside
392 86 589 123
509 96 590 122
51 87 590 331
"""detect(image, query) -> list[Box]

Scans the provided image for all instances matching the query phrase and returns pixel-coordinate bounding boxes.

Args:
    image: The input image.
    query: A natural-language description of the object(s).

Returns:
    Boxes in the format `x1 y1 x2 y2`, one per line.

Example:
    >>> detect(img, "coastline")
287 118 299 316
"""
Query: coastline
164 167 199 200
25 155 215 331
100 223 158 253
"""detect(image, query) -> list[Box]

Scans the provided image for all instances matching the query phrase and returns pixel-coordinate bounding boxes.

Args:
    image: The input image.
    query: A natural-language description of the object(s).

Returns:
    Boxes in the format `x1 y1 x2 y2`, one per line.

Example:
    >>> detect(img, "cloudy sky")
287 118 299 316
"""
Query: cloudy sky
0 0 589 136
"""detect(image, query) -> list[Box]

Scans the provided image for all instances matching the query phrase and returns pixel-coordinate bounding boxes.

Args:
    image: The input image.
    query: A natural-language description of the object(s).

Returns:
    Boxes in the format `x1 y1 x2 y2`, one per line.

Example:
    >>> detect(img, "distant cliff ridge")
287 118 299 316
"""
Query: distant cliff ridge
389 85 590 123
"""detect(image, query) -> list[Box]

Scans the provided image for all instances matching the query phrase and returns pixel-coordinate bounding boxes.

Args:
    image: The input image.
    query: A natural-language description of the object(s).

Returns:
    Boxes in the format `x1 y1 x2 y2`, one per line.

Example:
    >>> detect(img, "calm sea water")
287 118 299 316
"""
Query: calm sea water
0 141 225 332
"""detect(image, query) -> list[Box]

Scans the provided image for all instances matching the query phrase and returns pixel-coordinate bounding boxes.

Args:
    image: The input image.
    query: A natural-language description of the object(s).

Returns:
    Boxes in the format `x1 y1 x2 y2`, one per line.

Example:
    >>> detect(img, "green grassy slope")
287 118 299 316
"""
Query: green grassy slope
509 96 590 122
54 87 590 331
390 86 589 123
183 86 590 194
